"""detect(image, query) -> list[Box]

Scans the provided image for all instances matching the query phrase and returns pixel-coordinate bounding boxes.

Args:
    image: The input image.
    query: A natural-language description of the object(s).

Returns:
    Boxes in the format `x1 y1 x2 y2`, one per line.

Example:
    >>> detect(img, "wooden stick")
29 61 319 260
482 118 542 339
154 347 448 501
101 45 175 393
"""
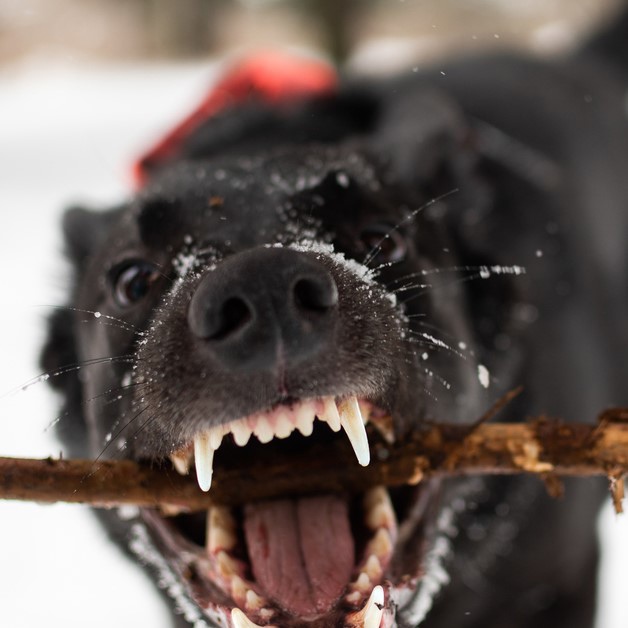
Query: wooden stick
1 410 627 513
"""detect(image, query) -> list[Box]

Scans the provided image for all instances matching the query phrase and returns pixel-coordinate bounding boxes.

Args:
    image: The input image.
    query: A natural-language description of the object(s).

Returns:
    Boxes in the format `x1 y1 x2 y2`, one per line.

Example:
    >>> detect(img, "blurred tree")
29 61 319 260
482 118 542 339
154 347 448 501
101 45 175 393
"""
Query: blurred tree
128 0 364 61
297 0 364 63
135 0 225 57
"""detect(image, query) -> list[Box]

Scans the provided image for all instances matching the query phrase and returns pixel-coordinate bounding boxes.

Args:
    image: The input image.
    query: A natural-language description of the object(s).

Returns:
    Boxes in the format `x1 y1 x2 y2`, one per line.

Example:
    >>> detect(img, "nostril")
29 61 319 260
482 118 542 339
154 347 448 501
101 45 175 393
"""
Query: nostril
189 294 253 341
208 296 253 340
293 275 338 312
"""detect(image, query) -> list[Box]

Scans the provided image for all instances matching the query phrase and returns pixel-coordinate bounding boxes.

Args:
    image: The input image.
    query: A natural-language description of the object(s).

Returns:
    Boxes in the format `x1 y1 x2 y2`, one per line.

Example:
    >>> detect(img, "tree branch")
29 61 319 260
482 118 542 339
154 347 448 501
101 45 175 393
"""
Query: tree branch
1 410 627 513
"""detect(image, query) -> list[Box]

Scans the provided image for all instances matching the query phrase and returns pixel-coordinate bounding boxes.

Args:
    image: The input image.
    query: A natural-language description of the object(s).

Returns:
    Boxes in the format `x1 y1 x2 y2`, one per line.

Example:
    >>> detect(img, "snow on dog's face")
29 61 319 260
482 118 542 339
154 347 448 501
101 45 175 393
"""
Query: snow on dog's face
43 95 522 625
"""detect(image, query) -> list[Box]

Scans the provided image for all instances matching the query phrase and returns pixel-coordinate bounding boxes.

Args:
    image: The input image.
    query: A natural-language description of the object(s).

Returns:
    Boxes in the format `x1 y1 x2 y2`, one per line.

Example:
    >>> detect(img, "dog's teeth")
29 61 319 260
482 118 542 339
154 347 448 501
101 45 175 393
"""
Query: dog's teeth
319 396 341 432
231 608 267 628
353 572 372 593
245 589 265 610
207 506 237 554
363 555 383 581
295 402 316 436
252 415 275 443
194 432 216 492
367 528 394 561
170 452 190 475
217 550 243 579
231 419 252 447
258 609 275 622
188 397 371 481
274 410 295 439
231 575 248 603
337 396 370 466
363 585 385 628
346 584 386 627
364 487 396 531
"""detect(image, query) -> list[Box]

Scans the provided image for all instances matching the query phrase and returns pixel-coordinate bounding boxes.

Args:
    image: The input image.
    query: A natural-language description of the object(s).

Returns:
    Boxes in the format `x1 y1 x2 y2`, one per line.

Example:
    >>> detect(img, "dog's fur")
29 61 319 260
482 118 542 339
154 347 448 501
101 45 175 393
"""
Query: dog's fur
42 9 628 628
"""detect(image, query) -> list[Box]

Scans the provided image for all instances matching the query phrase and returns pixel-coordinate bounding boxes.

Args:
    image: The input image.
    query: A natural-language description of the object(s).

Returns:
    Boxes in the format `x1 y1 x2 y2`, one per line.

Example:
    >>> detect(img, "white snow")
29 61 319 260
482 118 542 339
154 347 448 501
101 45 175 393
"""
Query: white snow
0 57 625 628
477 364 490 388
404 508 454 625
0 57 215 628
289 239 378 285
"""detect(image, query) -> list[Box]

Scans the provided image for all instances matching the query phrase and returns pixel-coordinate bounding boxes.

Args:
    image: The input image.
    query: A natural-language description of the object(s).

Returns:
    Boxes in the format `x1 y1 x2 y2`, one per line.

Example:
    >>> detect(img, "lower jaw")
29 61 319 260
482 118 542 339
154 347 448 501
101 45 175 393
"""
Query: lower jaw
138 480 440 628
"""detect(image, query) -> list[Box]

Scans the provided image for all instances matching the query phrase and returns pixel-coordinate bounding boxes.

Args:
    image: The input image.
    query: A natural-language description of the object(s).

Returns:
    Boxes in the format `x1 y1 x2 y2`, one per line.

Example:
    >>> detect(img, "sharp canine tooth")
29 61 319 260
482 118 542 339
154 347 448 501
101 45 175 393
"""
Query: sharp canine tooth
194 432 215 492
363 586 385 628
337 396 370 466
231 608 268 628
319 396 341 431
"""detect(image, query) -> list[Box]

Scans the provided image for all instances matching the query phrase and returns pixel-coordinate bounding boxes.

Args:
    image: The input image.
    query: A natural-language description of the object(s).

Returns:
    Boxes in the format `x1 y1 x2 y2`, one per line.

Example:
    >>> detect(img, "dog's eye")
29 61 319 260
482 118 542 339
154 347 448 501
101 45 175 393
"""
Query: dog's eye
359 224 407 263
112 261 160 307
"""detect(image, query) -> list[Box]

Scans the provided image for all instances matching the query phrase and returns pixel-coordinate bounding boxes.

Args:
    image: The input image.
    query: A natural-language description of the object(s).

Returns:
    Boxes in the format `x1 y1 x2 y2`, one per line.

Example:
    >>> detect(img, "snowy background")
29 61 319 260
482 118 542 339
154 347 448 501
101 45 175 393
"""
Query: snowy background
0 3 627 626
0 59 215 627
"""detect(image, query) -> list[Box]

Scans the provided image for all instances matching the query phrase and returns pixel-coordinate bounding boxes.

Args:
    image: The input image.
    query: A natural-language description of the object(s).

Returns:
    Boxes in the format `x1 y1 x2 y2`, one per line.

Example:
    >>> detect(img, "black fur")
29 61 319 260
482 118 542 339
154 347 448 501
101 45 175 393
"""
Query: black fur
43 11 628 628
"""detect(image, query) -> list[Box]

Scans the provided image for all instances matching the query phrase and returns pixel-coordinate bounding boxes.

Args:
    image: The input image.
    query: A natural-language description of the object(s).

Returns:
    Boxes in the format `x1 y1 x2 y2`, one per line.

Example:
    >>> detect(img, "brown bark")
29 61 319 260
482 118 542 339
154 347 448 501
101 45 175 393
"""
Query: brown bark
1 410 627 513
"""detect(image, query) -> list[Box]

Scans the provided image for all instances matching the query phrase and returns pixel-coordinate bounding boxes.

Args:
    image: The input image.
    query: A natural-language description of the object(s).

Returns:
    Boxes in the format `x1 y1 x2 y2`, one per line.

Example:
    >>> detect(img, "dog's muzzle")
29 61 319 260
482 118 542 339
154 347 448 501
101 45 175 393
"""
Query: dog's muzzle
188 247 339 373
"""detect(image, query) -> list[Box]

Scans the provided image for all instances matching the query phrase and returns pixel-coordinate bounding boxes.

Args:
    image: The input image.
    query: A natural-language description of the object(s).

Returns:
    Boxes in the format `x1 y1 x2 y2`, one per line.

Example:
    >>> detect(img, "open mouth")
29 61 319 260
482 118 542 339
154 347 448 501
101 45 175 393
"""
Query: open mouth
135 396 442 628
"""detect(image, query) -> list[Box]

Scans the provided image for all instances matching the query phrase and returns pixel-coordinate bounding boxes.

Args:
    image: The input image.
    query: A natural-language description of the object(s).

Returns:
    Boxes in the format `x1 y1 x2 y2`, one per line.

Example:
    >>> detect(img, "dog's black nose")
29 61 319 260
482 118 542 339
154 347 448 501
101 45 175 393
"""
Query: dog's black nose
188 247 338 372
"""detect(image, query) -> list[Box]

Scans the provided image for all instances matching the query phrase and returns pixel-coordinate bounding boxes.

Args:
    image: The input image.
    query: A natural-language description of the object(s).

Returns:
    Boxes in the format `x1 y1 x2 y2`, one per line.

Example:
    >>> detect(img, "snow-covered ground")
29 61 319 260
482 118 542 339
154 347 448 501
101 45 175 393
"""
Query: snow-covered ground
0 59 214 628
0 58 626 627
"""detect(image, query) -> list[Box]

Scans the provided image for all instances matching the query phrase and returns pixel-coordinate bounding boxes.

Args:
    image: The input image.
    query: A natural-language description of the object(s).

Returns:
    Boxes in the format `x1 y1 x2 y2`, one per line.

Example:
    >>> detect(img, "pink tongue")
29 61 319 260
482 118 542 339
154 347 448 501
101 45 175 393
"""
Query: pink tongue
243 495 355 617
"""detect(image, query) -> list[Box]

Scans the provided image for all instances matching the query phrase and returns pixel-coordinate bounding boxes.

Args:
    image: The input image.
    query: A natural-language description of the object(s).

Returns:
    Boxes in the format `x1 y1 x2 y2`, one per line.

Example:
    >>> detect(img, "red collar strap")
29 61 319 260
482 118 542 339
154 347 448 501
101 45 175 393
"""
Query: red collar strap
133 52 338 188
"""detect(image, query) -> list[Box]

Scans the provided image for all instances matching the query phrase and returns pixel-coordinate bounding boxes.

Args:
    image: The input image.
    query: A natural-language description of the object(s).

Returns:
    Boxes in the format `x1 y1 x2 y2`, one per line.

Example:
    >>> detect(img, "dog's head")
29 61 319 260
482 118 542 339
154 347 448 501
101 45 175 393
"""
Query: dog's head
42 59 536 628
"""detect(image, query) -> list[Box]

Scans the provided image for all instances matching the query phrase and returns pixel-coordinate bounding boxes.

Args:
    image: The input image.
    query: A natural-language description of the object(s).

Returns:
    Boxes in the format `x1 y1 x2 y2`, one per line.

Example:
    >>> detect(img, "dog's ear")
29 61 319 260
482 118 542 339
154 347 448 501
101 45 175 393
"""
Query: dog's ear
40 305 89 456
371 85 499 262
370 87 476 197
43 204 123 382
40 307 79 395
372 87 531 375
61 205 124 266
40 205 123 455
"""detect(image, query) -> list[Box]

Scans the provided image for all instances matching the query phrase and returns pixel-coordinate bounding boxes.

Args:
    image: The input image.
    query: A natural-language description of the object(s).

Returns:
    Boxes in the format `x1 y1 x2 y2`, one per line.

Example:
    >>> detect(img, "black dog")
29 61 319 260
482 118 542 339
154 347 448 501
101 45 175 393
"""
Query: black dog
42 10 628 628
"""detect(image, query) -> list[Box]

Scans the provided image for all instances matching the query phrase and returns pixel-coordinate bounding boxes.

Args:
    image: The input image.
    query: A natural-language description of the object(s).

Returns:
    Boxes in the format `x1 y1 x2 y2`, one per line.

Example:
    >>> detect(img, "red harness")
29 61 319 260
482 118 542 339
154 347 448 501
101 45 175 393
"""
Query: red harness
132 52 338 188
